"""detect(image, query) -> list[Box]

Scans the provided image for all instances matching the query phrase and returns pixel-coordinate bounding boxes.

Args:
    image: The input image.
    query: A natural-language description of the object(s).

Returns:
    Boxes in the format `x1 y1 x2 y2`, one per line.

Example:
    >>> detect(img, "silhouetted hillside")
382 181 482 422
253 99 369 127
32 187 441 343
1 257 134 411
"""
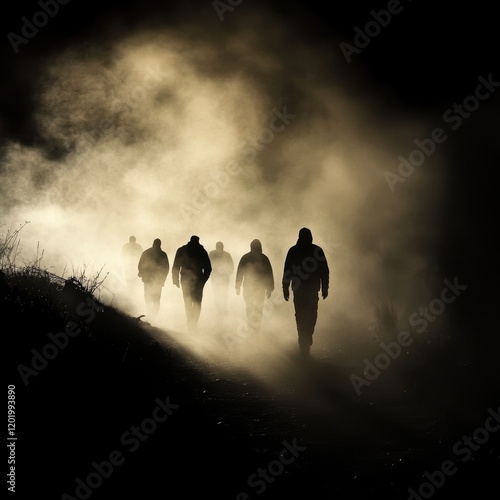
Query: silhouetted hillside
3 265 499 499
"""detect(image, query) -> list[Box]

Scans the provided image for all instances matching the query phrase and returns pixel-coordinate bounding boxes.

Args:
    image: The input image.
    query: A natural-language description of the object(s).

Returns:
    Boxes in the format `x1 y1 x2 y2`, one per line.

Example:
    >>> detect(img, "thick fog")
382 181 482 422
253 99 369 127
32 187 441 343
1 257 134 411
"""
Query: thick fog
1 10 447 370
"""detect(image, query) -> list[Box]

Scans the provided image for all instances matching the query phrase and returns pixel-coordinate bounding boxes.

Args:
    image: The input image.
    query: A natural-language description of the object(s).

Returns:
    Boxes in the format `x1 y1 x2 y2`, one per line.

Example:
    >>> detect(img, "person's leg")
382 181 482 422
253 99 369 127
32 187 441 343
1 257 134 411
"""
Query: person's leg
191 281 204 328
144 282 152 315
293 292 319 356
253 294 265 333
220 280 229 315
181 281 193 330
245 299 256 331
245 289 265 335
150 284 161 318
303 292 319 338
212 281 223 314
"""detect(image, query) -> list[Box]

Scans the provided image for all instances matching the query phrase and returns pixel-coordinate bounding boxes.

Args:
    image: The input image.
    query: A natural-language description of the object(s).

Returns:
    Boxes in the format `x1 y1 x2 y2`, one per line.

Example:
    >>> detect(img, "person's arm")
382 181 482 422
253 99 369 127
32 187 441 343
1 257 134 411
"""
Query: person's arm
172 249 181 287
282 249 292 301
235 257 244 295
319 248 330 299
137 252 145 278
203 251 212 282
163 253 170 282
265 256 274 298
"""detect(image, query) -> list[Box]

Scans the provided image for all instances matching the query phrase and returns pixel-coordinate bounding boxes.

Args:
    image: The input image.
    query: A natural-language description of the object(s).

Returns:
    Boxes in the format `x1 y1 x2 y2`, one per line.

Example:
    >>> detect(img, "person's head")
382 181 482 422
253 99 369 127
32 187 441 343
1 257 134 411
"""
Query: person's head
153 238 161 248
129 236 136 243
297 227 313 245
216 241 224 251
190 235 200 244
250 239 262 253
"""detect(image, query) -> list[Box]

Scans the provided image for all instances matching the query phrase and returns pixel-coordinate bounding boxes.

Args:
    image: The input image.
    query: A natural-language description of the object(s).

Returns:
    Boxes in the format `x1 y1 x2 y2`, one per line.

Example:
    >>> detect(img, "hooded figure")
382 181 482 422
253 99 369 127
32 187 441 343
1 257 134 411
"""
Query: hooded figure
172 235 212 331
209 241 234 315
282 228 329 357
137 238 169 319
121 236 143 285
235 239 274 335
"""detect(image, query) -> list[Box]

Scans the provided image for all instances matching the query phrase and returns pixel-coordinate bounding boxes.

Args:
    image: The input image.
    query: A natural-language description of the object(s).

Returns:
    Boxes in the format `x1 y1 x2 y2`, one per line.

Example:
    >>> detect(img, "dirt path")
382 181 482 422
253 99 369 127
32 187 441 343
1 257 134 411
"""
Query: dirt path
8 295 498 500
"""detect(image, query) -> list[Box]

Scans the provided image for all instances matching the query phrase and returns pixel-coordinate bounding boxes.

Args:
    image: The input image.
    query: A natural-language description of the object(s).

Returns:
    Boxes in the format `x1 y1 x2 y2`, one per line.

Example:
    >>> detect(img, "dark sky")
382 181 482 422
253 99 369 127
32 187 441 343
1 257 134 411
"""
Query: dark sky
2 0 498 121
2 1 498 142
2 0 498 332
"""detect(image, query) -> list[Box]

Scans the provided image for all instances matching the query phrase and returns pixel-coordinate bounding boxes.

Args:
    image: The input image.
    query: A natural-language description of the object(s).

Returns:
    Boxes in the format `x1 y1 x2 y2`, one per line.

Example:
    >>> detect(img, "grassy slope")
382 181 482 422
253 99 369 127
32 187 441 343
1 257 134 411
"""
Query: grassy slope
3 267 498 499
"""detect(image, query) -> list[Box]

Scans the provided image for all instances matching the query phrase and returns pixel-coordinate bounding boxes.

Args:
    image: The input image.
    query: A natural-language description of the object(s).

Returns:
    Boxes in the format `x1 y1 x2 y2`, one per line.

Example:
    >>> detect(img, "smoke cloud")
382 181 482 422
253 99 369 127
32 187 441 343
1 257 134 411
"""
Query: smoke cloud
1 7 447 370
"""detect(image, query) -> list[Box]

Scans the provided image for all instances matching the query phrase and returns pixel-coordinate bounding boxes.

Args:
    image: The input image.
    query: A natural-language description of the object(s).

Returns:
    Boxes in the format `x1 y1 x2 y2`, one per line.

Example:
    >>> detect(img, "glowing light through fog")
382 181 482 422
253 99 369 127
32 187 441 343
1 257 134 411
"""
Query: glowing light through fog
1 13 446 367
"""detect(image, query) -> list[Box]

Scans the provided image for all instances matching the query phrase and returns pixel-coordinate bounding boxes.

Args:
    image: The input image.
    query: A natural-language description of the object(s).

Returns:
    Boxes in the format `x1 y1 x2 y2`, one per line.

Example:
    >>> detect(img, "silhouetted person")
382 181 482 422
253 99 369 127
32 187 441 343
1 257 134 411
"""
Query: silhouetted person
172 235 212 331
235 239 274 336
282 228 329 358
137 238 169 319
209 241 234 315
121 236 143 287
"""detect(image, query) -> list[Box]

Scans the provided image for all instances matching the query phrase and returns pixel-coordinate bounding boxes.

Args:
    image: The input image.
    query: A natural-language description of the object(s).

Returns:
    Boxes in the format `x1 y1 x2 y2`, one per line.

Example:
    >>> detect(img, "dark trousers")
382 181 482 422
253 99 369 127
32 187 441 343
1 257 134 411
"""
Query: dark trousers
211 278 229 315
144 281 162 318
293 291 319 347
243 287 266 334
245 296 265 334
181 278 204 330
